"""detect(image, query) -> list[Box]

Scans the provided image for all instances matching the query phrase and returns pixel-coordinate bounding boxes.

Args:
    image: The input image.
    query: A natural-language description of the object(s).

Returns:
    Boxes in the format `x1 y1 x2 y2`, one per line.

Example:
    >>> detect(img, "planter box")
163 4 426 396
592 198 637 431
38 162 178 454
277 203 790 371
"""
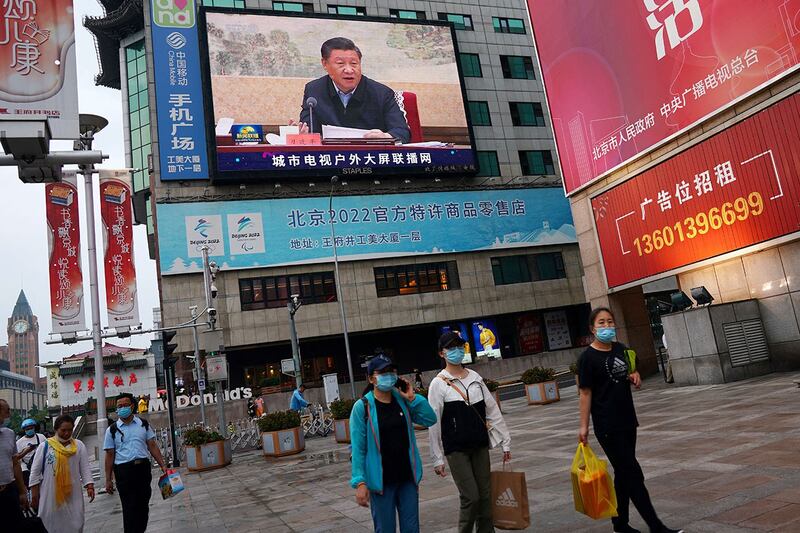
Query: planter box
525 381 560 405
261 426 305 457
186 440 232 472
334 419 351 443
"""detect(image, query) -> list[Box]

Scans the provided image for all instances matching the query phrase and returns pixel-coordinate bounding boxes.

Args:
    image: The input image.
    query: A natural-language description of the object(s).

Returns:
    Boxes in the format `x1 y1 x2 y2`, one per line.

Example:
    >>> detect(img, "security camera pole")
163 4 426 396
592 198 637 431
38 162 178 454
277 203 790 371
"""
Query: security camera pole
189 305 206 426
288 296 303 388
201 245 226 437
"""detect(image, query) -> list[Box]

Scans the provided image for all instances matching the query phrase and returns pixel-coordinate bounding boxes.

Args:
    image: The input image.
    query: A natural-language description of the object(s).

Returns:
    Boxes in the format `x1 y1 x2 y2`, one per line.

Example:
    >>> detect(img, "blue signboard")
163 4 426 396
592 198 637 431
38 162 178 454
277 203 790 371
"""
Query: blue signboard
150 0 209 181
156 188 576 275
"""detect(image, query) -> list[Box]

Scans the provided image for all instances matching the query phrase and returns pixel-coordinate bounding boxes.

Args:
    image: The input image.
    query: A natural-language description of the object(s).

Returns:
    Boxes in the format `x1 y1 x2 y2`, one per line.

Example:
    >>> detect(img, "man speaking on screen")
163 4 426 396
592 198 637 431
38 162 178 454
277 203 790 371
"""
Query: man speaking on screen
291 37 411 144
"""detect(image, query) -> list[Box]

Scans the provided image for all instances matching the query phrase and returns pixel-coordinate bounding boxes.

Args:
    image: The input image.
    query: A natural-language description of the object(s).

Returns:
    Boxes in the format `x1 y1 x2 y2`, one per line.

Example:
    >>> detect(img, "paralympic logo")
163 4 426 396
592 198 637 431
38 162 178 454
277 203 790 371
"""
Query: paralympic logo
193 218 211 238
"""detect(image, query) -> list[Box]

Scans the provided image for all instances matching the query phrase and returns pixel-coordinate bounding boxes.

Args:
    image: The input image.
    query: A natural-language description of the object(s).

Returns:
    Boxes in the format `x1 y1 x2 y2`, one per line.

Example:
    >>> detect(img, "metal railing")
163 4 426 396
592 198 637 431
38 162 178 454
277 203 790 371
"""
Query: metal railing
154 418 261 466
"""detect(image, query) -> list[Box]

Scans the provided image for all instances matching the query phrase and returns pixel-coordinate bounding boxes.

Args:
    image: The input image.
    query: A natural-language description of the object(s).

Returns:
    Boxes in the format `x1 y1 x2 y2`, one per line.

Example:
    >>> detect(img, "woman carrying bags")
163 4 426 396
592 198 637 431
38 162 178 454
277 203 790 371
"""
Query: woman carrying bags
577 307 683 533
29 414 94 533
428 331 511 533
349 353 437 533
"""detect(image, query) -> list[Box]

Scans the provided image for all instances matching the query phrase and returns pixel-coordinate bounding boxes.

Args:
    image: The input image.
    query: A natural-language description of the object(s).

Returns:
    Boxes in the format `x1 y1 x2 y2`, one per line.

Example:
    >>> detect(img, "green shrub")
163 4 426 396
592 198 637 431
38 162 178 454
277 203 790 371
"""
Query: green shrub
257 410 301 432
329 398 358 420
484 379 500 392
182 427 224 446
521 367 556 384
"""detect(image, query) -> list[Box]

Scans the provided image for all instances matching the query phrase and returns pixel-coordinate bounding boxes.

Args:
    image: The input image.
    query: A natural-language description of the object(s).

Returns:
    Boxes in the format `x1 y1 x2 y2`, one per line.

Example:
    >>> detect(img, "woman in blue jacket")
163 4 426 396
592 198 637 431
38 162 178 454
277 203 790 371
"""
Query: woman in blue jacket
350 354 437 532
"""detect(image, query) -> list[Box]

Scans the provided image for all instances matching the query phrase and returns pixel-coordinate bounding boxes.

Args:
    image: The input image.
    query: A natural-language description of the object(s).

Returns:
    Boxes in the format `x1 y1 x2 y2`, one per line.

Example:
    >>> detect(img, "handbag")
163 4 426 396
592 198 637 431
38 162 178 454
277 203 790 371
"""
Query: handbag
491 463 530 530
438 375 502 449
21 509 49 533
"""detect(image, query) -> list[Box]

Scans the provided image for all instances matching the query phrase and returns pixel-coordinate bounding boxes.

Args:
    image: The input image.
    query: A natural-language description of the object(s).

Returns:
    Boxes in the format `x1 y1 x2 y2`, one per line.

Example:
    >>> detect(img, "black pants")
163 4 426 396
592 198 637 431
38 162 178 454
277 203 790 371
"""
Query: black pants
114 460 152 533
597 429 663 531
0 483 24 531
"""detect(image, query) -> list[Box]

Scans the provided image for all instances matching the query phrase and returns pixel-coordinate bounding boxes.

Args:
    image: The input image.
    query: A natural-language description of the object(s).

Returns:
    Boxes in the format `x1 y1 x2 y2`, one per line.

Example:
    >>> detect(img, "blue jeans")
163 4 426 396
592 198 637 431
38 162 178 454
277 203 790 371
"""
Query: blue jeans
369 480 420 533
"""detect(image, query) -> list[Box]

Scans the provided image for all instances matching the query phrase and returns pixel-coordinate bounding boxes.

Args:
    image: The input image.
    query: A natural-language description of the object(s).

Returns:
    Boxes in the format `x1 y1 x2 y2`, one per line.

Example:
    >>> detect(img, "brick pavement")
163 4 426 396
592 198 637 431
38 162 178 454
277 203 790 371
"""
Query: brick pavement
84 371 800 532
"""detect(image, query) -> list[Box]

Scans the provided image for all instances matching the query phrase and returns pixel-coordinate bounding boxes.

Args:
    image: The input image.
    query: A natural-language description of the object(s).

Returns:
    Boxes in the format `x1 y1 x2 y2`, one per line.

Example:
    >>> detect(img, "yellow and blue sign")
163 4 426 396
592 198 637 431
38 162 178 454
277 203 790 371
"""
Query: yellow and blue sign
231 125 264 144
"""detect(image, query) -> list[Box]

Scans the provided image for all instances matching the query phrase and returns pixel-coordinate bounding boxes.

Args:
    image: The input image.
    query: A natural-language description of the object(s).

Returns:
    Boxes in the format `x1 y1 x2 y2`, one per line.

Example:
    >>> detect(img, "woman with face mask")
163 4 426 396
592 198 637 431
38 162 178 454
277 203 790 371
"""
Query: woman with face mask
16 418 46 488
29 414 95 533
349 353 437 532
428 331 511 533
578 307 682 533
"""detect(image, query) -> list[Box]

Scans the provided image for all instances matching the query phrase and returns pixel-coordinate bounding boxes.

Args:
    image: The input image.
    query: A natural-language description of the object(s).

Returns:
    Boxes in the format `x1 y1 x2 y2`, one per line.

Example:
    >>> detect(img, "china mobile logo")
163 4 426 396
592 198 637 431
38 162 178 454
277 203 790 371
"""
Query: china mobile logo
645 0 704 60
152 0 195 28
496 488 518 508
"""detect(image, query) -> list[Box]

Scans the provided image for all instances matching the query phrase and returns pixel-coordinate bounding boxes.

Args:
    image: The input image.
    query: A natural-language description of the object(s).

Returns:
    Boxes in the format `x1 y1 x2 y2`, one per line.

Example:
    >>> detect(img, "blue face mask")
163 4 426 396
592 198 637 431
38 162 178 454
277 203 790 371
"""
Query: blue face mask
595 327 616 343
117 406 133 419
445 346 466 364
375 373 397 392
25 429 35 437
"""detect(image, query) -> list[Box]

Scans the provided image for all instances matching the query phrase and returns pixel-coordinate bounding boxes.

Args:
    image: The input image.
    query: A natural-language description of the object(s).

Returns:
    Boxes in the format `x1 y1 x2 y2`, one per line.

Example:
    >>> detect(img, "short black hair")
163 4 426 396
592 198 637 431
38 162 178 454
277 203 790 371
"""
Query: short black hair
116 392 135 406
321 37 362 60
54 414 74 431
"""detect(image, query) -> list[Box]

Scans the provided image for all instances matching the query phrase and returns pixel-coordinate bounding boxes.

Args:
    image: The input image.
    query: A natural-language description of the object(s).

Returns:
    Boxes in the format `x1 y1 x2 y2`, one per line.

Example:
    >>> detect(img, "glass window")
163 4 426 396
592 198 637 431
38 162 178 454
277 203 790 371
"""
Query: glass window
476 151 500 177
459 53 482 77
240 272 337 310
273 1 313 12
492 17 526 34
389 9 425 19
500 55 535 80
491 256 532 285
374 261 460 297
437 12 473 30
202 0 245 6
468 101 491 126
519 150 555 175
509 102 545 126
531 252 566 280
328 5 366 15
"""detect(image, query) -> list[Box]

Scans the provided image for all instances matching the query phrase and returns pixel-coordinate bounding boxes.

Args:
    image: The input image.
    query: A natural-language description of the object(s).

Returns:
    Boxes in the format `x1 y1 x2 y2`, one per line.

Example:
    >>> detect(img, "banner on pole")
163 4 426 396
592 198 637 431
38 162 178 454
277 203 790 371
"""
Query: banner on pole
45 171 86 333
99 170 140 328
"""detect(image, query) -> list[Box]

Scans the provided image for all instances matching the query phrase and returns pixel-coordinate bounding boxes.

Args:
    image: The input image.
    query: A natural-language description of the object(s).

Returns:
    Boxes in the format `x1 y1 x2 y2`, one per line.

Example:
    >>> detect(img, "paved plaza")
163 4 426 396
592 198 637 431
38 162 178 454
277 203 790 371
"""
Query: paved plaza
84 372 800 532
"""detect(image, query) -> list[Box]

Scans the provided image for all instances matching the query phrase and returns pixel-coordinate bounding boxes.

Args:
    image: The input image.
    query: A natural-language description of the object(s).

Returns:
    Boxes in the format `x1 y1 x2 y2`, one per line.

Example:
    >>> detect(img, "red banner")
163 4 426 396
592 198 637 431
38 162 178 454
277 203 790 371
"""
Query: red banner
99 171 140 328
592 93 800 289
516 313 543 354
45 173 85 333
528 0 800 195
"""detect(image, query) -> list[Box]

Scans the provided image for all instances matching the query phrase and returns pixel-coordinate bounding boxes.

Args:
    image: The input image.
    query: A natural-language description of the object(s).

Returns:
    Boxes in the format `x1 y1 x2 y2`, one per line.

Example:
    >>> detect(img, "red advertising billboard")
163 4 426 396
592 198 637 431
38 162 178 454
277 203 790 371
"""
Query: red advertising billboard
592 93 800 289
516 313 544 354
99 171 140 328
527 0 800 195
45 173 85 333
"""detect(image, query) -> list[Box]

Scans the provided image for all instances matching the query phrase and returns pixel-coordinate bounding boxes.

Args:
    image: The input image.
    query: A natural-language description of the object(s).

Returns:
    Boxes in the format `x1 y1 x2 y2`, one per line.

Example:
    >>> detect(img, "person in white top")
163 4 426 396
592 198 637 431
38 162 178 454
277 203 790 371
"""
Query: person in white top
16 418 46 487
29 414 95 533
0 398 28 529
428 331 511 533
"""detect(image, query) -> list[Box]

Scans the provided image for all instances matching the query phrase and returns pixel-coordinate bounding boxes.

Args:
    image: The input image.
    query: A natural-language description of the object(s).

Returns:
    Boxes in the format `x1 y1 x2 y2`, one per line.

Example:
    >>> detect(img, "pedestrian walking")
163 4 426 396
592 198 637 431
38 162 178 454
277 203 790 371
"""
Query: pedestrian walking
290 384 309 412
29 414 94 533
103 392 168 533
0 398 28 530
137 395 148 414
428 331 511 533
16 418 46 488
578 307 683 533
350 353 437 532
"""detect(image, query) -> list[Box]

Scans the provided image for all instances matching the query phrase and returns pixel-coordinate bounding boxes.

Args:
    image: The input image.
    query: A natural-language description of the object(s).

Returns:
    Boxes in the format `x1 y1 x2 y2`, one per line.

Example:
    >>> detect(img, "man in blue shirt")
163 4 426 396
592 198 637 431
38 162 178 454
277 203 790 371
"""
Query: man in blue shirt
290 384 309 412
104 392 167 533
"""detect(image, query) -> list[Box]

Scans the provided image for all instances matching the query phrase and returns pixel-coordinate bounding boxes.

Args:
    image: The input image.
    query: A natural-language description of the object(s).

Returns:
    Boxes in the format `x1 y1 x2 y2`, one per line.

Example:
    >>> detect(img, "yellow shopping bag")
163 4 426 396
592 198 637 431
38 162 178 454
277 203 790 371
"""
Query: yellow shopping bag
571 443 618 520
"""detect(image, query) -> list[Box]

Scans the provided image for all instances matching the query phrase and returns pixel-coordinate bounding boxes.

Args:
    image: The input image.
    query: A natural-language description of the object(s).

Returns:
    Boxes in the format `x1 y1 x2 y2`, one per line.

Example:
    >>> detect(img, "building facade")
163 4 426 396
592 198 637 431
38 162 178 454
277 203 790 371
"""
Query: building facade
87 0 590 392
0 366 44 414
6 290 40 380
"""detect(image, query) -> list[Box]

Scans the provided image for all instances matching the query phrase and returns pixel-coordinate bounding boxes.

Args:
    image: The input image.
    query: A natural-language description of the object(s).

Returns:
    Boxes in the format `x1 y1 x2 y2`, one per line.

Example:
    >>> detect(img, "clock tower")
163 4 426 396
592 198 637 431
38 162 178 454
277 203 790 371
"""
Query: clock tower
7 290 39 380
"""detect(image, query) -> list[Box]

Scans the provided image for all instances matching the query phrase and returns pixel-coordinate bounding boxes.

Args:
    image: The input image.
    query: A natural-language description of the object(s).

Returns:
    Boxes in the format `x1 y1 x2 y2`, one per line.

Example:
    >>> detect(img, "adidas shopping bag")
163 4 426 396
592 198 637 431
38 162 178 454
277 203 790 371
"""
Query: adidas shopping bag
490 465 530 530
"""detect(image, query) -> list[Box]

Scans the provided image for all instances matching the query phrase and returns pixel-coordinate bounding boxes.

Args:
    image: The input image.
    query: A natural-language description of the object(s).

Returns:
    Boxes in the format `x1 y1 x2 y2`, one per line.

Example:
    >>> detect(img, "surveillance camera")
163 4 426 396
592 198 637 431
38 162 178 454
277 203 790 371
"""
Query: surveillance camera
210 284 218 299
290 294 300 305
208 307 217 317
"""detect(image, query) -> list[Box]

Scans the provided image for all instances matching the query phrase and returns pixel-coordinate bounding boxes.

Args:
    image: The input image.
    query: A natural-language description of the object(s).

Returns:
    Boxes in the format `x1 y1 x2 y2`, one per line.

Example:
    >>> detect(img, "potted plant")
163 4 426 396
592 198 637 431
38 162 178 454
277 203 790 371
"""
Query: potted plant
521 367 560 405
258 410 305 457
484 379 502 412
330 398 358 443
182 426 232 472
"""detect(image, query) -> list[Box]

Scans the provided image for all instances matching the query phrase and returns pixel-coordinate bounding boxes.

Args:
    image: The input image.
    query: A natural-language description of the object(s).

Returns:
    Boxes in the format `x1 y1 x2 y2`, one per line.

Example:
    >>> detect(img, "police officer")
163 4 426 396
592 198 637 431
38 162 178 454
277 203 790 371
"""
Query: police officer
103 392 167 533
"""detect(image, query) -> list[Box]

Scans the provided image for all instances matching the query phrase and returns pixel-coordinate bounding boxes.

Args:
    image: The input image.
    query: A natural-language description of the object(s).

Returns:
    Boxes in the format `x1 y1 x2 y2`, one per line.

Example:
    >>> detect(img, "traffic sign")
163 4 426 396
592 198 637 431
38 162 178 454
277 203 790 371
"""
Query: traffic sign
198 378 206 391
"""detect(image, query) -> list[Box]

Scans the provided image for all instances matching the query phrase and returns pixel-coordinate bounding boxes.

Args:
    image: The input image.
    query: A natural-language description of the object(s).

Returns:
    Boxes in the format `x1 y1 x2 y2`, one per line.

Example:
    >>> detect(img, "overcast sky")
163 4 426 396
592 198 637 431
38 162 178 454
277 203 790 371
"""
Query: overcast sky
0 2 159 370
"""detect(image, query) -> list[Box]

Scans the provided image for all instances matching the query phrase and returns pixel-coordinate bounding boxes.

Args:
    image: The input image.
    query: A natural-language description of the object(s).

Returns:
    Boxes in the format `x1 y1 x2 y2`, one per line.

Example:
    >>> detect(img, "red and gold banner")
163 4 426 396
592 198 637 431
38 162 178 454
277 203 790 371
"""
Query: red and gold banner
99 170 140 328
592 93 800 289
516 313 544 354
46 172 85 332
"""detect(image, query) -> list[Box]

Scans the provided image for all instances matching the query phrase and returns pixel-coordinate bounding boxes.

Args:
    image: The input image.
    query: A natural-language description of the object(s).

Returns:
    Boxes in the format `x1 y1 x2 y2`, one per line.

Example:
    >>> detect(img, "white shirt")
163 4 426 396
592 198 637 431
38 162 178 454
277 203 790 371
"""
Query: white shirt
427 368 511 468
0 427 16 485
16 433 46 472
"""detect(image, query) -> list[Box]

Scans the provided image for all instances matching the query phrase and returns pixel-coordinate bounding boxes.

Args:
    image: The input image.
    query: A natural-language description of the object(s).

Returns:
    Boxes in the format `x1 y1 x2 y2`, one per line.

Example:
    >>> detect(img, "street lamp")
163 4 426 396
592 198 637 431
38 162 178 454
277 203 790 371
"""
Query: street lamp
329 176 356 398
288 295 303 389
77 113 110 488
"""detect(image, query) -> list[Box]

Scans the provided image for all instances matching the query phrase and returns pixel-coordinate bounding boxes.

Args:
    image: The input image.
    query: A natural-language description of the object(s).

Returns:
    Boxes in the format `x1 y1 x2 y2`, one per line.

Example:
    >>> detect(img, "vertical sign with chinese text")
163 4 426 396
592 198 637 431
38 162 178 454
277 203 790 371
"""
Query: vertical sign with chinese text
99 170 140 327
516 313 543 355
527 0 800 194
0 0 79 138
543 310 572 350
592 93 800 289
45 172 85 333
149 0 209 180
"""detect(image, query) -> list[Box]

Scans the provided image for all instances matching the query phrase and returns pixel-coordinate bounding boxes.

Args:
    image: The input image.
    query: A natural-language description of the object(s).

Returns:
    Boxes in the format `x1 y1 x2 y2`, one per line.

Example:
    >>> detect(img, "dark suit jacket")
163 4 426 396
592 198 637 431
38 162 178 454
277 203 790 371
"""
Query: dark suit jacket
299 75 411 144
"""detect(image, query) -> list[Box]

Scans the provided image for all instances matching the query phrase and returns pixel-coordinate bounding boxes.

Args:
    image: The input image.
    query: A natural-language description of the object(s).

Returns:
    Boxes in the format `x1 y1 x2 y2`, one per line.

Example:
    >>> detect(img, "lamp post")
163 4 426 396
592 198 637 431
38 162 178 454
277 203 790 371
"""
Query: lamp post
329 176 356 398
77 113 109 488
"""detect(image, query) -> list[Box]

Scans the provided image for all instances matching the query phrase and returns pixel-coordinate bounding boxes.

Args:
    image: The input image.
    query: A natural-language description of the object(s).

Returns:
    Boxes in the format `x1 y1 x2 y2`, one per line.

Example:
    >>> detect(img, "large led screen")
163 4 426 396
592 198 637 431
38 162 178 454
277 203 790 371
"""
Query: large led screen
200 9 477 180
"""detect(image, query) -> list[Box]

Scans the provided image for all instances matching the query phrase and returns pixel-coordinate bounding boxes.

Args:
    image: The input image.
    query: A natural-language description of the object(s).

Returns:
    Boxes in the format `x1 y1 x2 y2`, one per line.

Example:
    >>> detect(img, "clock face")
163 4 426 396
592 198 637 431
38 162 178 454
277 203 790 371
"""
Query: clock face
13 320 28 334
